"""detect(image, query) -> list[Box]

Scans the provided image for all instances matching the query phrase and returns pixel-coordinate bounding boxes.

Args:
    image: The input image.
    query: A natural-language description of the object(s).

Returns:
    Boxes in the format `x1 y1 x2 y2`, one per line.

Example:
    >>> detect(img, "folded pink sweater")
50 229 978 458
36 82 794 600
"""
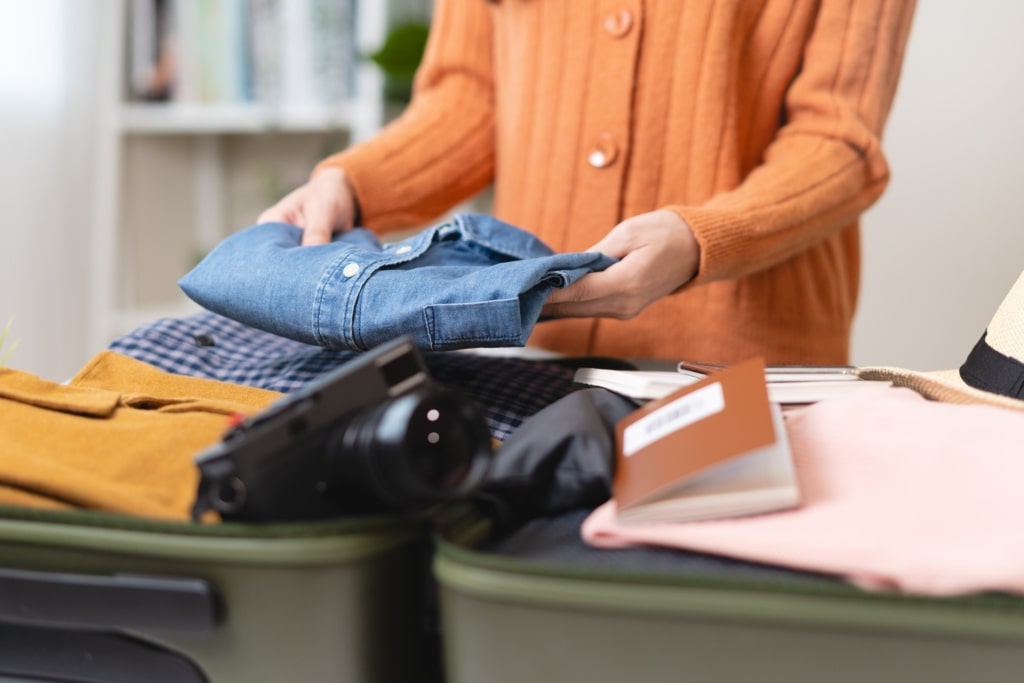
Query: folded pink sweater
583 386 1024 596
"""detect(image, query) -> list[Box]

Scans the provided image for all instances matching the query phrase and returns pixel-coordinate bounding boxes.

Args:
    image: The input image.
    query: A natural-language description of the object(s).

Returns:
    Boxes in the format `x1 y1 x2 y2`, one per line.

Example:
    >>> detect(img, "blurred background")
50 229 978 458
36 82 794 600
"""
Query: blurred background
0 0 1022 381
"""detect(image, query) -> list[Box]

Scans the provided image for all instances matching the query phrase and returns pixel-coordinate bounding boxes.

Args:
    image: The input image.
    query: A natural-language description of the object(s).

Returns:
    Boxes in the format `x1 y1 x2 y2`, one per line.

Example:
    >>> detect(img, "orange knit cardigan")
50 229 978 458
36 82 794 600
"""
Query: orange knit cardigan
318 0 917 363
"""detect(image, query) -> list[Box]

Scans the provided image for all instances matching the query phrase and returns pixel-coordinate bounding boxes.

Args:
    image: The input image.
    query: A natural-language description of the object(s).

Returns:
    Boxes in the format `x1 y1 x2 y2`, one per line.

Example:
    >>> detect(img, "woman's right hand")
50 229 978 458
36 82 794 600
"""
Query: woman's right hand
257 166 359 246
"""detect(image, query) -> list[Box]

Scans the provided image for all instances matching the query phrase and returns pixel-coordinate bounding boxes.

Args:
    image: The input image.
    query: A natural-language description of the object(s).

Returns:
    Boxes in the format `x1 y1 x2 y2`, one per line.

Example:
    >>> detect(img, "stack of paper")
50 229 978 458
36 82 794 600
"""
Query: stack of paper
575 363 890 405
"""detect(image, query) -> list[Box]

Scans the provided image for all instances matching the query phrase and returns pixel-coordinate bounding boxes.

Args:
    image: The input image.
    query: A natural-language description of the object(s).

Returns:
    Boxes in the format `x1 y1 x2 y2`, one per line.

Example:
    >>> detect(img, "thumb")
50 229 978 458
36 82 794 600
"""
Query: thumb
583 231 629 259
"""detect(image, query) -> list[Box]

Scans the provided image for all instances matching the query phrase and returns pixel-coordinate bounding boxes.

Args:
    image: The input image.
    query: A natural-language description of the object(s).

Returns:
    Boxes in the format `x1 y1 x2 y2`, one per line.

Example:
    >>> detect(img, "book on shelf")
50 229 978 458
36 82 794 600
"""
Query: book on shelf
575 363 890 405
128 0 176 100
126 0 355 106
612 357 800 525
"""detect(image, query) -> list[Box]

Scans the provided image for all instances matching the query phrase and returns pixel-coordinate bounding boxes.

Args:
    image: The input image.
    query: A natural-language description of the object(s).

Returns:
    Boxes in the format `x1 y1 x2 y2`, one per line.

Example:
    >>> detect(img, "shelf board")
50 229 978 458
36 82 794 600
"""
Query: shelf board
117 101 356 134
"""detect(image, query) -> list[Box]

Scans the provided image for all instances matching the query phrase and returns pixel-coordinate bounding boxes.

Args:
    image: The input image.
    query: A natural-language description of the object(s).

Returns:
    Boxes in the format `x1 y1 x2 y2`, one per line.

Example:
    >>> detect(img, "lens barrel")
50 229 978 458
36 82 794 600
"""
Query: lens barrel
326 386 493 511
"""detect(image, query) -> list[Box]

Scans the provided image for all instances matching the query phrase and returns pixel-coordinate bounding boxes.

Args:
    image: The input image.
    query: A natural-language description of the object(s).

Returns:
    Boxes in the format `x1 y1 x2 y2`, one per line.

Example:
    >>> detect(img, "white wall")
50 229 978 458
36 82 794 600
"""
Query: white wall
0 1 99 381
851 2 1024 369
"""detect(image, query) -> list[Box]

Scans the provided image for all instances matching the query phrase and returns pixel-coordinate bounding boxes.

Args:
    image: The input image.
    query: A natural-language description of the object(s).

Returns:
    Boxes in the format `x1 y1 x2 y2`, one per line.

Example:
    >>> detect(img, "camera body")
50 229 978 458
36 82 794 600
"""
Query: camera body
191 336 494 522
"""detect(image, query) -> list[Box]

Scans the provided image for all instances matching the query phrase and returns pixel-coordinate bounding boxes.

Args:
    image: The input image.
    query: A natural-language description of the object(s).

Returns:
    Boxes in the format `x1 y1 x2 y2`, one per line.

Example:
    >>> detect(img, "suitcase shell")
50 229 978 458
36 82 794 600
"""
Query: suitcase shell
435 510 1024 683
0 505 431 683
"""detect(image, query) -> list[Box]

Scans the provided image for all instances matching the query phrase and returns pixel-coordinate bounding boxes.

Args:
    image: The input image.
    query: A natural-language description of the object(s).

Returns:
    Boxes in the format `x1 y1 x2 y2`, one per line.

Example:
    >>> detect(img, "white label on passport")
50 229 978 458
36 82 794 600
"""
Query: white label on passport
623 382 725 457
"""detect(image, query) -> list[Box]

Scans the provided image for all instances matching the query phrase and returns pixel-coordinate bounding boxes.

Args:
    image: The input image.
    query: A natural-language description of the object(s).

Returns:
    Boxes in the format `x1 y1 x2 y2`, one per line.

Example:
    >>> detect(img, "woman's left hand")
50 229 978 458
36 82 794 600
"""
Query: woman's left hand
542 209 700 319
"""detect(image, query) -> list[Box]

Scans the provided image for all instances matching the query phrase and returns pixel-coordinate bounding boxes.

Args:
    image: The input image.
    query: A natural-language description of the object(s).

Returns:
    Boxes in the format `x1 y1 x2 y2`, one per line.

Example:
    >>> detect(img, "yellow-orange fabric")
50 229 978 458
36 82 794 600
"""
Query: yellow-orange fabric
0 351 281 521
318 0 916 363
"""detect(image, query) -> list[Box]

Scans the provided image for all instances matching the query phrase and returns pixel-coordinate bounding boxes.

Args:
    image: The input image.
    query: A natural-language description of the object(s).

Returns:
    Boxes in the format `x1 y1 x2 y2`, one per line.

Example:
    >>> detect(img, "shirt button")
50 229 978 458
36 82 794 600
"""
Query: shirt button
588 133 619 169
342 263 361 278
604 9 634 39
394 245 413 255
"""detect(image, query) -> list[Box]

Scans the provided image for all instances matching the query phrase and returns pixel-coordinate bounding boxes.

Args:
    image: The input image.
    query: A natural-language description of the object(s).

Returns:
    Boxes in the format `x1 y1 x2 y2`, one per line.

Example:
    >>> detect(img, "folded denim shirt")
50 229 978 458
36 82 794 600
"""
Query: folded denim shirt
179 213 617 351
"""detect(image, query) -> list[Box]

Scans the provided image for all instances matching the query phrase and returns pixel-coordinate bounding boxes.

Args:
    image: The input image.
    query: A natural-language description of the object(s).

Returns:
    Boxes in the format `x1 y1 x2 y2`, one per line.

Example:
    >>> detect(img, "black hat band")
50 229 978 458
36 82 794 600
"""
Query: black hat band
959 332 1024 399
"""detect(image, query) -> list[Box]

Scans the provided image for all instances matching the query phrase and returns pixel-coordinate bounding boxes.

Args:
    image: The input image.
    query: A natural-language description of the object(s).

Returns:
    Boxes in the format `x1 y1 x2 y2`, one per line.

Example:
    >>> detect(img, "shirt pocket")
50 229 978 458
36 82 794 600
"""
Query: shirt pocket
0 370 120 418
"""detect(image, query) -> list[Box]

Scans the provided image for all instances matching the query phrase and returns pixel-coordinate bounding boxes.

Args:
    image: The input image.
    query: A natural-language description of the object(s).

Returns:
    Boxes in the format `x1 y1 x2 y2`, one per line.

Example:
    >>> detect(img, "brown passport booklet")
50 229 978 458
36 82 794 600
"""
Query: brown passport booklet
613 357 800 524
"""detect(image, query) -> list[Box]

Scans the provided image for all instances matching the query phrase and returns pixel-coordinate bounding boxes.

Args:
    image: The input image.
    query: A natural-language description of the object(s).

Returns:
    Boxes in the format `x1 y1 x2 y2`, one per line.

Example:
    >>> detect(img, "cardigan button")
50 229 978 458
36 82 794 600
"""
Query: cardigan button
588 134 619 169
603 9 634 39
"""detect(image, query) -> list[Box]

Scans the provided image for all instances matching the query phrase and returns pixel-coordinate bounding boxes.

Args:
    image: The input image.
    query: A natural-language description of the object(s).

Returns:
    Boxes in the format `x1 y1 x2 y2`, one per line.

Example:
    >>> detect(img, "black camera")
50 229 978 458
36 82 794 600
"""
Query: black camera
191 336 495 522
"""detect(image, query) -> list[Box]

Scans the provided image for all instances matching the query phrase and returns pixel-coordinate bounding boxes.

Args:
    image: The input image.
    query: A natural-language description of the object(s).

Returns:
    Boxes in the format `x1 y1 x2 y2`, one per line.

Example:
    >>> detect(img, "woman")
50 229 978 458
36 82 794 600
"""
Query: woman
260 0 917 364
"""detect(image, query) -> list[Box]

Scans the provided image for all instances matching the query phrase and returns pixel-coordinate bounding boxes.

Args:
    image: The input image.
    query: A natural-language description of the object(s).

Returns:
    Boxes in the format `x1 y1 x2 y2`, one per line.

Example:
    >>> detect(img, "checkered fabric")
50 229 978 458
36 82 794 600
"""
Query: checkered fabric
109 311 582 441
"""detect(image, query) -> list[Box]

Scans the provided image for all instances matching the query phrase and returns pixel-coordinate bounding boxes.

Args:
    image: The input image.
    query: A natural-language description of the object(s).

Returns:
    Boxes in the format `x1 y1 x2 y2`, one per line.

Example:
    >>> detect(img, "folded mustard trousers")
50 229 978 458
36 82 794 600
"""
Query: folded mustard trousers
0 351 281 521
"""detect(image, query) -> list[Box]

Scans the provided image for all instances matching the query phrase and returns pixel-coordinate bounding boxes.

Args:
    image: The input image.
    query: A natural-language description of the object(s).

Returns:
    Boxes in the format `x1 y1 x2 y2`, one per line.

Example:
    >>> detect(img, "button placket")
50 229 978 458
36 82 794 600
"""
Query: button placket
561 0 641 248
580 1 640 173
321 253 369 349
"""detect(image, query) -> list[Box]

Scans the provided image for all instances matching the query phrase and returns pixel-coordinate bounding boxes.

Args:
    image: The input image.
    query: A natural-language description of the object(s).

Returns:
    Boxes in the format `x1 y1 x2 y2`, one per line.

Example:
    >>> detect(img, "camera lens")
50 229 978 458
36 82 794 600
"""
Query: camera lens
326 386 493 511
405 402 474 490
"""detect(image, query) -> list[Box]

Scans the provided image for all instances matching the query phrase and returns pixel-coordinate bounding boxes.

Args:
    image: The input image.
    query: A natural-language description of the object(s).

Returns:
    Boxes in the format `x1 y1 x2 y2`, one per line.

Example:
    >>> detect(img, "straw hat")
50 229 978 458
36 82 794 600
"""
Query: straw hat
857 269 1024 412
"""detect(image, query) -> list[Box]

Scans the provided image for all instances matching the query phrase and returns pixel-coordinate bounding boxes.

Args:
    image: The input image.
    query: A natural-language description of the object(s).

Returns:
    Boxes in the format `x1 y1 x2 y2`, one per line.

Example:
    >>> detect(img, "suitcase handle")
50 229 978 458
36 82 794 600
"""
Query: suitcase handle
0 566 219 635
0 623 209 683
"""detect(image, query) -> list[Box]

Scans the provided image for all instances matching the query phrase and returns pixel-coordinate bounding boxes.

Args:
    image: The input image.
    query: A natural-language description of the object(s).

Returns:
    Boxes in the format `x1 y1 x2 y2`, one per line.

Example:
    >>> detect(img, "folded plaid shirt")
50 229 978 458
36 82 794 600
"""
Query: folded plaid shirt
109 311 582 441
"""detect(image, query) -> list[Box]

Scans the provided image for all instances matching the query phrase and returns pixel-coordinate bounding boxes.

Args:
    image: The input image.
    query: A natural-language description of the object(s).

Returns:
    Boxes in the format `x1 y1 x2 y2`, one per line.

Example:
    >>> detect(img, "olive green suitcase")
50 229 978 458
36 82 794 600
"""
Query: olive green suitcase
435 509 1024 683
0 505 434 683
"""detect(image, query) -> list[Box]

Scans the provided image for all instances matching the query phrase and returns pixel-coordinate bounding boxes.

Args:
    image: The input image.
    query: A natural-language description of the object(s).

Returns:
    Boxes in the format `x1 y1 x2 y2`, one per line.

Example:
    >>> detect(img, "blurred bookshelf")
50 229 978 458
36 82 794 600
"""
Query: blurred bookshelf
89 0 400 351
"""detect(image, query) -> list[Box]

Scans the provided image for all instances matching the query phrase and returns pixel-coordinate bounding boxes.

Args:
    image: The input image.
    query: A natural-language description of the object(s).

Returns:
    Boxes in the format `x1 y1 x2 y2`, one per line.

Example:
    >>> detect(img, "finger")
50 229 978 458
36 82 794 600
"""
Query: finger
260 210 307 227
544 281 581 307
257 204 293 225
543 296 610 319
583 222 638 258
300 198 338 246
582 237 624 259
257 185 306 226
543 270 617 317
301 223 334 246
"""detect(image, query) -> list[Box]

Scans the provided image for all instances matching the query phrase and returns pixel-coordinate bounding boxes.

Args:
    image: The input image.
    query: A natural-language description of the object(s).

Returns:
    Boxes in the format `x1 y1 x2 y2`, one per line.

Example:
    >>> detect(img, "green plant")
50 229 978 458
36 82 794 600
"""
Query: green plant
369 21 430 104
0 317 18 366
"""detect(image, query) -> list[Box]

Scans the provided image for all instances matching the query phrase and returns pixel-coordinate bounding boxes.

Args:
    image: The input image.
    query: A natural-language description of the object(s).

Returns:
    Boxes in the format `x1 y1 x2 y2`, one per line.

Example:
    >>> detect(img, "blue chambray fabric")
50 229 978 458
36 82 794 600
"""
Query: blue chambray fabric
178 213 617 351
